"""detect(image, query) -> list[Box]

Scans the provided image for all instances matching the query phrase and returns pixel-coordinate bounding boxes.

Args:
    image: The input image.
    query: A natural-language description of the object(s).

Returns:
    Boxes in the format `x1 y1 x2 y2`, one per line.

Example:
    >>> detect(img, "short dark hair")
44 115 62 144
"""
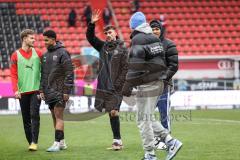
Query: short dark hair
20 29 35 41
103 25 116 32
43 30 57 40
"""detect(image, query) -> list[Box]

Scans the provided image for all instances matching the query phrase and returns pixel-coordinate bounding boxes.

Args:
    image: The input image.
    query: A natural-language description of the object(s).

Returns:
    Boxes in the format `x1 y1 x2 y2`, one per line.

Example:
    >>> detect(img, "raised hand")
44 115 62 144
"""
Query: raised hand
91 9 101 23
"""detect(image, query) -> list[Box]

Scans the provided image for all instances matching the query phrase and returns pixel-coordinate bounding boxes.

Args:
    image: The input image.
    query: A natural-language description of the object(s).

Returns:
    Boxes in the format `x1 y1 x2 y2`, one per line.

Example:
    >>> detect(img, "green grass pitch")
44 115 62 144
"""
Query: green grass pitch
0 109 240 160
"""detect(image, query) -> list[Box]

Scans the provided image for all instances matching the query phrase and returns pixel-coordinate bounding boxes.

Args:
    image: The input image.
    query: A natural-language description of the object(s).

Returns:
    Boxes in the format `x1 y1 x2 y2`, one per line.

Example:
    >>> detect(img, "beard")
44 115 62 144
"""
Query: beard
106 37 112 42
27 42 34 48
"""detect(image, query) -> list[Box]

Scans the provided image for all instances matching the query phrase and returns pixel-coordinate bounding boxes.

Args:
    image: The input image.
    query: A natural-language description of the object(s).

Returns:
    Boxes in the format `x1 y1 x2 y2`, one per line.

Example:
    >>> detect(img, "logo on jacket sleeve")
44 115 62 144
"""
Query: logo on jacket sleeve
43 56 47 63
53 55 58 61
150 45 164 55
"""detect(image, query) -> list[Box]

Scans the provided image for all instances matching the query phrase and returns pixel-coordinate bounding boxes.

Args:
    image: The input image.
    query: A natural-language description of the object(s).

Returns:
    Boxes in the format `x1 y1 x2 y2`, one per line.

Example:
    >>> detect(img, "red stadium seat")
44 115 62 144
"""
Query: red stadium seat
3 0 240 60
16 9 24 15
72 40 79 47
45 2 54 9
0 76 4 82
121 27 130 33
61 34 69 40
68 27 76 34
40 9 48 15
78 34 85 40
4 76 11 82
59 21 68 27
15 2 24 9
24 2 31 9
0 70 4 77
3 69 10 76
59 27 68 34
31 3 39 9
48 15 57 21
50 21 59 27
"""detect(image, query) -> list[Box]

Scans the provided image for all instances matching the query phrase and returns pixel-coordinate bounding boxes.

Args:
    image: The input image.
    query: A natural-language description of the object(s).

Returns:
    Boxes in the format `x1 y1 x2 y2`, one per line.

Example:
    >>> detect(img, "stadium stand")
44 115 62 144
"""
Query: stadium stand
0 0 98 80
111 0 240 56
0 2 49 55
0 1 50 81
0 0 239 81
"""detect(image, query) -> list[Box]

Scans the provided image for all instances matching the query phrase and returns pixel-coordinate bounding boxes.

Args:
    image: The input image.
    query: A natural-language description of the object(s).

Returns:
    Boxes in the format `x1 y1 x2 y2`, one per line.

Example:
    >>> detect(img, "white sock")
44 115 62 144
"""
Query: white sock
165 135 173 143
113 139 122 144
60 139 65 145
54 141 60 145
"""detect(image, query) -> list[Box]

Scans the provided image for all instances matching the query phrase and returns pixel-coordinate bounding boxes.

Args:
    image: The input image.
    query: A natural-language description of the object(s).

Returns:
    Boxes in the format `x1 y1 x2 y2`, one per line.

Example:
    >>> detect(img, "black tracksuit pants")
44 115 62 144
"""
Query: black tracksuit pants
19 93 41 144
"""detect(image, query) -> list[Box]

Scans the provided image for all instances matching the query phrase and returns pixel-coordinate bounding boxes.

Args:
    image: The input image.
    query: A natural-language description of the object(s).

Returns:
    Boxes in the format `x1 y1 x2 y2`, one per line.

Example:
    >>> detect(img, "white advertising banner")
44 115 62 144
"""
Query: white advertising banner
3 96 131 115
171 90 240 109
2 91 240 115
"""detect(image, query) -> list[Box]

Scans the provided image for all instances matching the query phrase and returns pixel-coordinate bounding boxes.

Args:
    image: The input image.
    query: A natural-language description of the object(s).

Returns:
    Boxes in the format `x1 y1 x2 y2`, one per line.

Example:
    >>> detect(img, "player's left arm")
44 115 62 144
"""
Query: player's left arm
60 50 74 95
116 48 129 88
165 42 178 81
35 48 44 93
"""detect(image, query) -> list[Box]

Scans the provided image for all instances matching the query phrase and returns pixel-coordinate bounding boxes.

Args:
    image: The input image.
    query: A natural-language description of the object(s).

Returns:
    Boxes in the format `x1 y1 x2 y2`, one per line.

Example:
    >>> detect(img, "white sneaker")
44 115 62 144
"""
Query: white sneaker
154 137 167 150
142 153 157 160
113 139 122 145
59 139 67 150
157 142 167 150
165 139 183 160
46 141 60 152
107 139 123 150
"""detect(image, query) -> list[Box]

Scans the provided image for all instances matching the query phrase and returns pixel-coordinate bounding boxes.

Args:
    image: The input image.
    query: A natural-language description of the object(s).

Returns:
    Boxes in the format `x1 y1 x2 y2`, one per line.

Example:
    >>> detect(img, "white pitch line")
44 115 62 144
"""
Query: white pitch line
195 118 240 124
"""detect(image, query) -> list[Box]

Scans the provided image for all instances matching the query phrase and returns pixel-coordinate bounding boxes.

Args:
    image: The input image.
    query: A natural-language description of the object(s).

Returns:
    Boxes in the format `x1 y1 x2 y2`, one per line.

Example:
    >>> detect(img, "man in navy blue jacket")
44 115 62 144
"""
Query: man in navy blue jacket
150 19 178 150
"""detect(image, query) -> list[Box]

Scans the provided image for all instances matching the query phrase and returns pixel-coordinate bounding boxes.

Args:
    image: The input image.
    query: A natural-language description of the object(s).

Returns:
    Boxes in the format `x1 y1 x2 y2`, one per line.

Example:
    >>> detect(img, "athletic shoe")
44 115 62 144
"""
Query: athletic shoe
157 142 167 150
59 139 67 150
154 137 167 150
165 139 183 160
28 143 37 151
46 142 60 152
107 139 123 151
154 136 161 148
111 142 123 151
141 153 157 160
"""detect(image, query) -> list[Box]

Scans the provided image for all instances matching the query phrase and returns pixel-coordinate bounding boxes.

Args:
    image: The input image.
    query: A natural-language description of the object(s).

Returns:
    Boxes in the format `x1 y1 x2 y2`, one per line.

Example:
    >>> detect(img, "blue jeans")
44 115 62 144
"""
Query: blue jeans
156 85 171 131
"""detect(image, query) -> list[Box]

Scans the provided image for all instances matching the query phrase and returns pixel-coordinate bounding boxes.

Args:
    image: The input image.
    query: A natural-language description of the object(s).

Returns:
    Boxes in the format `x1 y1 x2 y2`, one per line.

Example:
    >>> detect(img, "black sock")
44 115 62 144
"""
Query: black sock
55 130 64 142
109 114 121 139
62 131 64 140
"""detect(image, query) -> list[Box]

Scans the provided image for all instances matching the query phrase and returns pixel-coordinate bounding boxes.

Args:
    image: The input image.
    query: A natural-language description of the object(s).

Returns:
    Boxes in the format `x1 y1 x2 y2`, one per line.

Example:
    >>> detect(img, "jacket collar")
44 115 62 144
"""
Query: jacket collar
130 23 153 39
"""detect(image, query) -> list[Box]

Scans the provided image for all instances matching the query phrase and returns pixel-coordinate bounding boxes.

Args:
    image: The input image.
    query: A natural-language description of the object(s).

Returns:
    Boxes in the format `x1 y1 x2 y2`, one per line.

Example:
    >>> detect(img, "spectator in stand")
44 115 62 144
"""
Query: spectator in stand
83 3 92 26
68 9 77 27
103 6 112 26
131 0 140 13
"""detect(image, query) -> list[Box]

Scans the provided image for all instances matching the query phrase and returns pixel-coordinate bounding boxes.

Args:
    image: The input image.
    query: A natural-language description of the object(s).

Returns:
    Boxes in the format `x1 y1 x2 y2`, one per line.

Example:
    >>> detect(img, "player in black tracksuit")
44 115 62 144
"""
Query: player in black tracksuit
40 30 74 152
86 10 128 150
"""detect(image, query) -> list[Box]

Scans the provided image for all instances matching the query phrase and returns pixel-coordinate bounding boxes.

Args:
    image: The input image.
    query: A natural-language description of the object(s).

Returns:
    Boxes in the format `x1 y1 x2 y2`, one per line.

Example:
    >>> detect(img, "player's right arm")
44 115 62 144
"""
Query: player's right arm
10 52 21 99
